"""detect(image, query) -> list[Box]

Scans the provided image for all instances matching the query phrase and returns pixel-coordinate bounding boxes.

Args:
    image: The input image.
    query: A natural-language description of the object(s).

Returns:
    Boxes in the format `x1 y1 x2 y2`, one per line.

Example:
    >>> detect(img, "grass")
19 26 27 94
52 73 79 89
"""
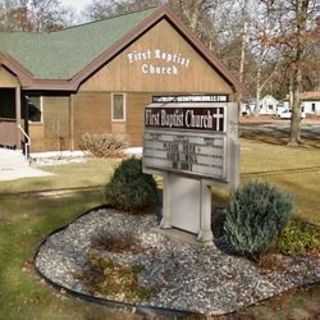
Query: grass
240 138 320 174
0 137 320 319
0 191 114 320
1 140 319 226
0 159 118 194
240 139 320 225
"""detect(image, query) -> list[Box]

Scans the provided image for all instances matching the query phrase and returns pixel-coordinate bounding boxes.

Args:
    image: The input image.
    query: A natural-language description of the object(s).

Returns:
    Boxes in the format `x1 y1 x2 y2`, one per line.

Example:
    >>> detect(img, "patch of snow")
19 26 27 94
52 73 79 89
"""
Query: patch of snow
31 150 88 159
0 165 53 181
31 150 89 167
0 148 53 181
125 147 143 158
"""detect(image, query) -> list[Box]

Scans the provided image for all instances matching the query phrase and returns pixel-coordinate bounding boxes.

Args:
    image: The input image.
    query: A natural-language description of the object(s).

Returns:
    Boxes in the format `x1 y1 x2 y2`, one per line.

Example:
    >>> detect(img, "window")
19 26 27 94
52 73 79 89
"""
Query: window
112 94 126 121
268 105 273 110
28 96 43 123
0 88 16 119
312 103 316 113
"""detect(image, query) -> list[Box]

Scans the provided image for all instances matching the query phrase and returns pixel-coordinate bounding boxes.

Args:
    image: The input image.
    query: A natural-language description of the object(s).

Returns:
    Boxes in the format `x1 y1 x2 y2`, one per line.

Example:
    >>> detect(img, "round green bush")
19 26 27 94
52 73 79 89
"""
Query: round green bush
105 158 158 213
223 181 294 260
277 218 320 256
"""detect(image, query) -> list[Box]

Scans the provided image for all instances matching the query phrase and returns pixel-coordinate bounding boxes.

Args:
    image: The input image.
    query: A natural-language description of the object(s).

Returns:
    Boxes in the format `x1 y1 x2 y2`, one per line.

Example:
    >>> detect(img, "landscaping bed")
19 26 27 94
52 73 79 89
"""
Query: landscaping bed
35 208 320 316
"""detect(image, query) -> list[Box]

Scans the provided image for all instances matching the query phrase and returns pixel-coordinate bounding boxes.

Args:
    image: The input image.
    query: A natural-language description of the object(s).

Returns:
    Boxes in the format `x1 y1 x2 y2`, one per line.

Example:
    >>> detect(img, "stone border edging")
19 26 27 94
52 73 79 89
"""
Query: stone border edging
32 205 194 318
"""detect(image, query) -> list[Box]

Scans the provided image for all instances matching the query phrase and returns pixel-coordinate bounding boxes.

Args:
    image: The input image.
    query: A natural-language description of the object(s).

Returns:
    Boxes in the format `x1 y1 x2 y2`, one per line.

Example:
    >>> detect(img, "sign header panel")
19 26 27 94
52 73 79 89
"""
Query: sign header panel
143 102 230 181
152 95 228 103
145 106 225 132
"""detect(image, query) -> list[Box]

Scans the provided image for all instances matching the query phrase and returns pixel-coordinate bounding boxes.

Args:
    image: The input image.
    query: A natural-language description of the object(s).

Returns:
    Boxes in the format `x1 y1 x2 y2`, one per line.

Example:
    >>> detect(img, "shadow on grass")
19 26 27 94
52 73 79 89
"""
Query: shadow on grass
240 129 320 149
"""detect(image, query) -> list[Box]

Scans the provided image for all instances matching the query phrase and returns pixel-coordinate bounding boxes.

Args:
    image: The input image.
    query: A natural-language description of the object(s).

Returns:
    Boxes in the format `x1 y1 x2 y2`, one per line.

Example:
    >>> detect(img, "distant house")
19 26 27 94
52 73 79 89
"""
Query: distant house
258 95 279 115
240 95 279 116
284 91 320 115
240 98 257 115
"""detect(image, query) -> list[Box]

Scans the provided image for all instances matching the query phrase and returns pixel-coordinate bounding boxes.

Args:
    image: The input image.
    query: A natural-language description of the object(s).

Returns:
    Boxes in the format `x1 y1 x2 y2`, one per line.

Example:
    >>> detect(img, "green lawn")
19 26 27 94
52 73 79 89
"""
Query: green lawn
0 138 320 319
0 191 150 320
241 138 320 174
0 159 117 194
240 139 320 225
1 139 319 224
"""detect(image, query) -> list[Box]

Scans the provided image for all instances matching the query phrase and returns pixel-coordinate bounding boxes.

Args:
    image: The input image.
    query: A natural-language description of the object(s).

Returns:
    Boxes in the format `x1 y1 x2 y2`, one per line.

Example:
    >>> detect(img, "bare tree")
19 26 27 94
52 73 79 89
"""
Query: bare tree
84 0 164 20
258 0 319 145
0 0 76 32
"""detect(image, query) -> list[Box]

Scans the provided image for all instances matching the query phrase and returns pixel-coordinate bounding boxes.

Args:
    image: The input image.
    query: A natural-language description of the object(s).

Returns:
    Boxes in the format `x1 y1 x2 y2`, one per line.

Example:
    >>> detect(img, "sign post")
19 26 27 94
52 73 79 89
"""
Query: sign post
143 98 239 243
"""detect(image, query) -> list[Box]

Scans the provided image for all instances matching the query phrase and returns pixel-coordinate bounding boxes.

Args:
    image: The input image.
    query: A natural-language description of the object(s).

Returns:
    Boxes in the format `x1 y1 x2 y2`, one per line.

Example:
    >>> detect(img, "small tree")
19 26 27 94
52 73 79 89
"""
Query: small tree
223 181 294 260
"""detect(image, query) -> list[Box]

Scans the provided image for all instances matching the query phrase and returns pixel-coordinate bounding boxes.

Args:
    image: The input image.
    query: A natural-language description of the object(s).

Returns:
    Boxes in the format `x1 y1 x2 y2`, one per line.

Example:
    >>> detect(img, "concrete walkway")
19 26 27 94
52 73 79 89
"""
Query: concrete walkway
0 149 52 181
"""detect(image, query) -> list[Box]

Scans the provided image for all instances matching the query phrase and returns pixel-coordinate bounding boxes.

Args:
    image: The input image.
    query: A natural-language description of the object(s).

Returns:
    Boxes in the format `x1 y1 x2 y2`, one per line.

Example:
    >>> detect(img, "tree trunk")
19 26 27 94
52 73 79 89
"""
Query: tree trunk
255 67 261 116
289 76 294 109
239 21 247 86
288 0 309 146
289 65 303 145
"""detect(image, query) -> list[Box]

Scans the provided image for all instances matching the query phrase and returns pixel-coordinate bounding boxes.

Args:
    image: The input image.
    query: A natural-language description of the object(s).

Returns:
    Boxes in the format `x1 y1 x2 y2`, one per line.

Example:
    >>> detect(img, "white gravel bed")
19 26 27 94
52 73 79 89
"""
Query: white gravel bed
35 208 320 316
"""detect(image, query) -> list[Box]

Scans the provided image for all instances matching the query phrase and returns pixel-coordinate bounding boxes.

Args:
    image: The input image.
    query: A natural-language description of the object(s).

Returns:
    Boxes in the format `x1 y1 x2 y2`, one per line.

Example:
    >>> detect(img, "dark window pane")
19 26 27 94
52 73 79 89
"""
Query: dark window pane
113 95 124 120
28 96 42 122
0 89 16 119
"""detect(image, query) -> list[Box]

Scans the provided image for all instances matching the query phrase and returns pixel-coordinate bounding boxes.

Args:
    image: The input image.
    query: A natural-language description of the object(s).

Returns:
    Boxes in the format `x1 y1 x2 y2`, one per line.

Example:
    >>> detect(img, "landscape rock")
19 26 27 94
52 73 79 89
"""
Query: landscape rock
35 208 320 316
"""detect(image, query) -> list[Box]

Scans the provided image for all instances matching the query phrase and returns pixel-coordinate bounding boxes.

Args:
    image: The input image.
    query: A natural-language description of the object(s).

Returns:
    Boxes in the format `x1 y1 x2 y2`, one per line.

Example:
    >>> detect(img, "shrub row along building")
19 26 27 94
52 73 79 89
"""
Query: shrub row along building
0 6 238 152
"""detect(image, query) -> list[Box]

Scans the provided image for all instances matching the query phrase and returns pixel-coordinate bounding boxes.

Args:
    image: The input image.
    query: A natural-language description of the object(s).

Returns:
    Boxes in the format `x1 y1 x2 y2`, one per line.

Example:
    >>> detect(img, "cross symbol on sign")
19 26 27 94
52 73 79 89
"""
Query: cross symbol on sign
213 108 224 131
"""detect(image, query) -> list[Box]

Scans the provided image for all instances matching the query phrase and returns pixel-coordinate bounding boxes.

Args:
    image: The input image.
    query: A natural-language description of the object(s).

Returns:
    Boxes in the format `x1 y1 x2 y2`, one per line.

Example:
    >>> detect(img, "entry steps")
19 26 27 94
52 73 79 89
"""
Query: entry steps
0 148 29 170
0 148 51 181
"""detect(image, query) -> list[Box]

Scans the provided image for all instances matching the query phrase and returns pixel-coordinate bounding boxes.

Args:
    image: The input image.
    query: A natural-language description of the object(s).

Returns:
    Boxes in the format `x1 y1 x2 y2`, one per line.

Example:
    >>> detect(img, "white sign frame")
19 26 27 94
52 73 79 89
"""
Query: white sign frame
143 101 240 243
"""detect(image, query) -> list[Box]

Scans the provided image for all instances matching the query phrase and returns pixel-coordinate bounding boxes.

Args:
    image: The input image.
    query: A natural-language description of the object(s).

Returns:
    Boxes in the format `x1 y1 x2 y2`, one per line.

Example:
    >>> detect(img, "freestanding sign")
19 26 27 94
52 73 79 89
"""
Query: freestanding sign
143 98 240 243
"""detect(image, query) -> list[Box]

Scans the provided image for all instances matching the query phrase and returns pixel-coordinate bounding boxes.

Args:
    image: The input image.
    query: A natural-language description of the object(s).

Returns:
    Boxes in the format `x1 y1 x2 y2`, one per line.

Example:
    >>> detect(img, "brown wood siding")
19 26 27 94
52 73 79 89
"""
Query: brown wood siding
29 124 45 152
79 20 233 94
72 92 112 148
0 67 19 87
111 122 127 135
30 96 71 152
0 119 18 147
127 93 152 146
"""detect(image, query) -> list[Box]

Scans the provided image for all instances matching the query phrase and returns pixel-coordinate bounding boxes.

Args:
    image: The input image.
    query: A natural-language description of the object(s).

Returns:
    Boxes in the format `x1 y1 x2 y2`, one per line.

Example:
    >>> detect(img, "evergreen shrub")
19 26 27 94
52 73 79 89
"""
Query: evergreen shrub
105 158 158 213
223 181 294 260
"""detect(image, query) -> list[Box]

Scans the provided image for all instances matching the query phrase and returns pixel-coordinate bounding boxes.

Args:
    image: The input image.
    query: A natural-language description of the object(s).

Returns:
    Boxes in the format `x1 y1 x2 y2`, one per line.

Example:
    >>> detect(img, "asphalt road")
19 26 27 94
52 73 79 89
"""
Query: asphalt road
240 122 320 140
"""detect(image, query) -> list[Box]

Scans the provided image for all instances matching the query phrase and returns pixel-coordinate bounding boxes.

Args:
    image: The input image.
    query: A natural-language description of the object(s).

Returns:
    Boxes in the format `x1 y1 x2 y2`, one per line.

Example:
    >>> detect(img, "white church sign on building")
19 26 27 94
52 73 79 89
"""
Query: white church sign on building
127 49 191 75
143 96 240 243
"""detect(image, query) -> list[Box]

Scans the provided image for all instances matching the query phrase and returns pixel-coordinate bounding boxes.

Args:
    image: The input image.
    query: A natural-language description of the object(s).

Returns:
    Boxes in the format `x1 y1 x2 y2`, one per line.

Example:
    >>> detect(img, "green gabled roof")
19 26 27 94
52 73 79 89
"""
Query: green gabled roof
0 8 157 80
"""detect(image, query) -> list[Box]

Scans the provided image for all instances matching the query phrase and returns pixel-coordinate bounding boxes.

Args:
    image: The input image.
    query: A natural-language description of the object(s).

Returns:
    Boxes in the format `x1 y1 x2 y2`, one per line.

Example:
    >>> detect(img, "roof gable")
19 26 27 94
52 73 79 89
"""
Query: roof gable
80 19 234 94
0 8 156 80
262 95 278 103
0 5 239 93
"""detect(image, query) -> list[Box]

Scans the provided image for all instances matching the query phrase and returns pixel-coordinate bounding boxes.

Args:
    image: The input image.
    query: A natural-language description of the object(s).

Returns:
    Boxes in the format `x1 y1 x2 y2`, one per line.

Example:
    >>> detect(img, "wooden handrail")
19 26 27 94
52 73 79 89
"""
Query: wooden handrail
18 124 31 159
